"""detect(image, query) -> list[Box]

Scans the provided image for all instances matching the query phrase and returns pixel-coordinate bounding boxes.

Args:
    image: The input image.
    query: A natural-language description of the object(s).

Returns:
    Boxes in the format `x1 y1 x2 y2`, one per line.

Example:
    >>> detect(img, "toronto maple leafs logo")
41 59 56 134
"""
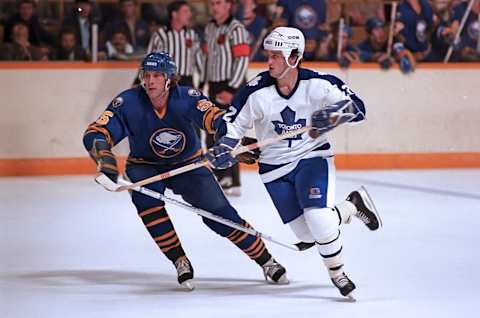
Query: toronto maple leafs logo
271 106 306 147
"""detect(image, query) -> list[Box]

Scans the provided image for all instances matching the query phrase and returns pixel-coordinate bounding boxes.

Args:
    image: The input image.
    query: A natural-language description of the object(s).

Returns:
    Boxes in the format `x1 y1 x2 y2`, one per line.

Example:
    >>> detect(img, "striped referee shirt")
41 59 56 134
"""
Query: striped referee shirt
204 16 250 89
147 26 204 78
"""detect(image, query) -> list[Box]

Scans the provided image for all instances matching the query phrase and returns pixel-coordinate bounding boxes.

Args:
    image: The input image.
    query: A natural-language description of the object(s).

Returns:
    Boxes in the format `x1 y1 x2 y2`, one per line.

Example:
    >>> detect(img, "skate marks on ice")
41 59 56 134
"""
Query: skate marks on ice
338 175 480 201
4 269 349 300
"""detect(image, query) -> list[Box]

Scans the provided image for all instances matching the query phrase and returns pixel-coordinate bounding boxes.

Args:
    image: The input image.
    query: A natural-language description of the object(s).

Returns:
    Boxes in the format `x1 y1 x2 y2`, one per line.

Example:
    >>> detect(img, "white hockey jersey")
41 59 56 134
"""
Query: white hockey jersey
223 69 366 183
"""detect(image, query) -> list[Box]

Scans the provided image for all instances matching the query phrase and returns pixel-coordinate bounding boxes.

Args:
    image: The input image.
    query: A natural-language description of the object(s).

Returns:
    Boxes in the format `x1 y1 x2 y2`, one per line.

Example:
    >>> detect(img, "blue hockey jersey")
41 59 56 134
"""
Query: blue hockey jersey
83 85 223 165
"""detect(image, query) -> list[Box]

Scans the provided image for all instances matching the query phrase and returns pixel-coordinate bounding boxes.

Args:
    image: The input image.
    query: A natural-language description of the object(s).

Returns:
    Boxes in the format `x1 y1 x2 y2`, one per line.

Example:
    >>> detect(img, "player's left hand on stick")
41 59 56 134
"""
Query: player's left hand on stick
91 139 119 183
205 136 239 169
311 99 356 134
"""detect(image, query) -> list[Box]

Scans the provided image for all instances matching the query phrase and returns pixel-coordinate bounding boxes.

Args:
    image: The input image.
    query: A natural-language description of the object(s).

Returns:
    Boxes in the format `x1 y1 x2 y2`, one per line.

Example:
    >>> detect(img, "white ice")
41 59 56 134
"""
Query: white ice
1 169 479 318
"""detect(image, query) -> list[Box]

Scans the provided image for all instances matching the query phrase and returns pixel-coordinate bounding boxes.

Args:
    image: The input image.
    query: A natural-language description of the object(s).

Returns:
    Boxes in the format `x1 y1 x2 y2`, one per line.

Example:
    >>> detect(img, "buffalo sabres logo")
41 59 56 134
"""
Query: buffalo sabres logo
188 88 201 97
294 5 317 29
150 128 186 158
112 96 123 108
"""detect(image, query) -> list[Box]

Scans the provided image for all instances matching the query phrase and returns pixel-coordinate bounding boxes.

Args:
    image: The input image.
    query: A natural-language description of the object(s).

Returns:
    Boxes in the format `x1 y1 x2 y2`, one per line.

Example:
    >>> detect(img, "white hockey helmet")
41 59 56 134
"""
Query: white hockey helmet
263 27 305 68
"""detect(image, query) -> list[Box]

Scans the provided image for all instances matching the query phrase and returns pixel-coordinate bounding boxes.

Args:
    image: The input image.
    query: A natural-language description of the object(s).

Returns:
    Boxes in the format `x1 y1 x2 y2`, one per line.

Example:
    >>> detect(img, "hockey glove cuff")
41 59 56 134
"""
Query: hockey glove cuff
91 138 119 183
311 100 357 134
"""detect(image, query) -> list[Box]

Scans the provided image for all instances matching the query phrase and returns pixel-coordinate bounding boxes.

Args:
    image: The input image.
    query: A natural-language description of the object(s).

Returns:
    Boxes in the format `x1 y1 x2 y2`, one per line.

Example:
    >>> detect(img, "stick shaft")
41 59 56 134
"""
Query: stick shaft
119 126 310 191
444 0 475 63
119 179 300 251
387 1 398 57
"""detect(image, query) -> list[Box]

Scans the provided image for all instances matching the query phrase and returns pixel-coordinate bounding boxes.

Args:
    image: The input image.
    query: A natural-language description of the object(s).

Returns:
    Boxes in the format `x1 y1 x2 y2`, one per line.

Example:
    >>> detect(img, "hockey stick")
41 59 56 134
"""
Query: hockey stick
96 175 312 252
387 1 398 58
444 0 475 63
99 126 311 192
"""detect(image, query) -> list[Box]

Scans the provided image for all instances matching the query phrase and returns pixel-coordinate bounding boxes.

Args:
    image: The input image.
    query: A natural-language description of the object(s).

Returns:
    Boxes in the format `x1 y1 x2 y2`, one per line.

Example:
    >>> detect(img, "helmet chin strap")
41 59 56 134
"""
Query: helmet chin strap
278 54 301 79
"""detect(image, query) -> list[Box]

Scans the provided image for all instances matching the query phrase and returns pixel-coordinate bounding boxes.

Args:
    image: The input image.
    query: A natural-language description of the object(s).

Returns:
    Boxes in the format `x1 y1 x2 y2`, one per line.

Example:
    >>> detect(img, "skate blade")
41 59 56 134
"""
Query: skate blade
264 274 290 285
345 292 357 302
358 186 383 229
180 279 195 291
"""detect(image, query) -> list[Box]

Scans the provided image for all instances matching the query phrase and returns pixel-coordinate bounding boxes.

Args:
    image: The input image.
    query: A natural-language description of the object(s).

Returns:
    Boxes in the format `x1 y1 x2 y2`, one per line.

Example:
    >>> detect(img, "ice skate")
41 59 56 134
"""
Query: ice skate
174 256 195 291
347 186 382 231
261 257 289 284
331 272 356 299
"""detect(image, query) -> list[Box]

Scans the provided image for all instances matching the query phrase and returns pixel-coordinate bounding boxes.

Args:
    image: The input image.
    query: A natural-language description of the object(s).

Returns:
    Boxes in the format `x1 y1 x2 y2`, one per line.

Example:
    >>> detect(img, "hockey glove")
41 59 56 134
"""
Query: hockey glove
393 42 415 74
205 136 239 170
91 139 119 183
311 100 357 134
236 137 260 165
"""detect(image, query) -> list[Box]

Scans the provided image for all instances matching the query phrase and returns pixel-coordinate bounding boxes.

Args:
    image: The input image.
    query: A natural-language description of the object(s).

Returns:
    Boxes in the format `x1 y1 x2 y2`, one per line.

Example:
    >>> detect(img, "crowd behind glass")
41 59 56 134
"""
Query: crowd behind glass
0 0 478 71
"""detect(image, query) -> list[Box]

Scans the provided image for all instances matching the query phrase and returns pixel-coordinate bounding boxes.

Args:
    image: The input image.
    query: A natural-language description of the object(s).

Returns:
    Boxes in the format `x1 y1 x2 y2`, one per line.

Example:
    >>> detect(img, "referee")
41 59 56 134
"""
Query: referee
145 0 204 87
204 0 250 196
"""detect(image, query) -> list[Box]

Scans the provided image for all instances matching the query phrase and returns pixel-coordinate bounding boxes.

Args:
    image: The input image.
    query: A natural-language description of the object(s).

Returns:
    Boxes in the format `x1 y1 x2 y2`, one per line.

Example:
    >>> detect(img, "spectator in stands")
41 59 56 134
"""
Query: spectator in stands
55 28 89 61
237 0 268 62
316 25 359 68
273 0 328 60
103 0 150 54
430 0 457 61
395 0 434 62
102 29 135 60
0 21 45 60
3 0 56 48
62 0 98 53
358 18 394 68
451 0 480 61
345 0 386 26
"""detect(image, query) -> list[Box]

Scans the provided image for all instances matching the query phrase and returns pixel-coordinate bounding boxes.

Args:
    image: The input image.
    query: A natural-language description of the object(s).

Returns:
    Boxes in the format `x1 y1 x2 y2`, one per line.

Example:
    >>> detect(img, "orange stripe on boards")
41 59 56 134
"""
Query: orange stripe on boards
0 61 138 69
0 157 127 176
240 152 480 170
2 61 480 70
0 153 480 176
249 62 480 70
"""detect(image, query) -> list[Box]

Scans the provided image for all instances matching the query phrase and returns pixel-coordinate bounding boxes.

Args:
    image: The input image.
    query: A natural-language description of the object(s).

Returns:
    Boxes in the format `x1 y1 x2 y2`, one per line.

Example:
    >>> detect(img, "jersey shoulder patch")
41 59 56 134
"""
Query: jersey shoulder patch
188 88 202 97
111 96 124 108
234 71 275 106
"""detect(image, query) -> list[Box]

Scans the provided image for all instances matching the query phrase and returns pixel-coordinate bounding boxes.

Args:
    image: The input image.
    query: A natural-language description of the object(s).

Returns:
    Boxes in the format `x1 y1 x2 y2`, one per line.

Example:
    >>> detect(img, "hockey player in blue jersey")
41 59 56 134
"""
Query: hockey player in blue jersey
83 52 288 290
206 27 382 299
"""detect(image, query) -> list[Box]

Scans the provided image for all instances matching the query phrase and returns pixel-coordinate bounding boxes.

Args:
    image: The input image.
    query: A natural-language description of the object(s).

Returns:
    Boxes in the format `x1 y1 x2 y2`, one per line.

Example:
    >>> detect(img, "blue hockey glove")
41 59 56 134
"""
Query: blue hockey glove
393 42 415 74
206 136 239 169
311 100 357 134
91 139 118 183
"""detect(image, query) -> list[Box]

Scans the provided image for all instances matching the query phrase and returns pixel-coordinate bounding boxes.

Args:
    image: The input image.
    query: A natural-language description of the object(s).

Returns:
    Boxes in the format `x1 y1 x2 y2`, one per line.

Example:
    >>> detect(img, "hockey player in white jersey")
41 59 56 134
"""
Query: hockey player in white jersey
206 26 382 299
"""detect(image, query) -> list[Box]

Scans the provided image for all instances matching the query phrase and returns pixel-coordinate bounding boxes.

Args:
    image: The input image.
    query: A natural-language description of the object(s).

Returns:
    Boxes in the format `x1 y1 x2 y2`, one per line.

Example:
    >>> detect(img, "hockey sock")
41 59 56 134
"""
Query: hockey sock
316 230 344 278
226 222 271 266
138 205 186 263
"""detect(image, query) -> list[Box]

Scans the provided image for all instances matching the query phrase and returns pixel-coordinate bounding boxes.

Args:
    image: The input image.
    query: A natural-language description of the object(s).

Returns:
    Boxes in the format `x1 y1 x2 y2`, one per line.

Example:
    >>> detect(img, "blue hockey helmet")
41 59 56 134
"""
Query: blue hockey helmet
140 52 177 79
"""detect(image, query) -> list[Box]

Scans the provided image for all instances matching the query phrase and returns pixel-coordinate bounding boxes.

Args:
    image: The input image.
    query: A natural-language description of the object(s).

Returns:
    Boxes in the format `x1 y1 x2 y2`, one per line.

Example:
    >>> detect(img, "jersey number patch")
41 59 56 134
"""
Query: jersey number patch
95 111 114 125
223 105 238 123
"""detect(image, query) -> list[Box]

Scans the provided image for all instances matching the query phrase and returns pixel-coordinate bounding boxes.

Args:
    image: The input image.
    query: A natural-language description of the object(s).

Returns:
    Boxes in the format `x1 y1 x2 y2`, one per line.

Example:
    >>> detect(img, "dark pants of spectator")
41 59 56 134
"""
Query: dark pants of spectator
178 76 193 87
207 81 240 188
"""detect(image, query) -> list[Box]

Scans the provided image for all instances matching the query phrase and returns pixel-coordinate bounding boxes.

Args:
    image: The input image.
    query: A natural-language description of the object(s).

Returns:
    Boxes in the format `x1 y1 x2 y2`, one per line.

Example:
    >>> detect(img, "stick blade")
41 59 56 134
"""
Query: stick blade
95 174 121 192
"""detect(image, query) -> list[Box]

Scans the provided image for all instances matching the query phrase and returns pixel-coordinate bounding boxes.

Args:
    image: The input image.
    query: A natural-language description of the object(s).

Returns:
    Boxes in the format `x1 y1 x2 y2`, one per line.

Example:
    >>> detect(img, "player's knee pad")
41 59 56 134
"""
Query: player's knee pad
303 207 340 242
288 215 315 242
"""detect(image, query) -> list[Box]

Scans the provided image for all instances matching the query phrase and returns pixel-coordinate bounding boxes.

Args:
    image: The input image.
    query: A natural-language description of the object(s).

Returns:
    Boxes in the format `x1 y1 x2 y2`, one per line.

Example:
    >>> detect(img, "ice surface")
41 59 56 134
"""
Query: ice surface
1 170 479 318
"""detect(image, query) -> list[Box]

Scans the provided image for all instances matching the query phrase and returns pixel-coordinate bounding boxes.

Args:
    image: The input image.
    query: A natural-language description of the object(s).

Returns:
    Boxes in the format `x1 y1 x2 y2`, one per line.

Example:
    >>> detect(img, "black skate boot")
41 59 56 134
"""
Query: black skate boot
347 186 383 231
331 272 356 299
262 257 289 284
174 256 194 291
